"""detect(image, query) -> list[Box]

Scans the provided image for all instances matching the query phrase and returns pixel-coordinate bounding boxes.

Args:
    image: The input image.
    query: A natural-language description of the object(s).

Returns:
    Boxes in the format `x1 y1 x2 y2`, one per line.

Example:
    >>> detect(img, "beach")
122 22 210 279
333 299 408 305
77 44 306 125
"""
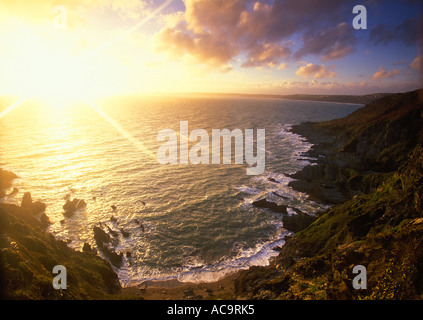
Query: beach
120 271 241 300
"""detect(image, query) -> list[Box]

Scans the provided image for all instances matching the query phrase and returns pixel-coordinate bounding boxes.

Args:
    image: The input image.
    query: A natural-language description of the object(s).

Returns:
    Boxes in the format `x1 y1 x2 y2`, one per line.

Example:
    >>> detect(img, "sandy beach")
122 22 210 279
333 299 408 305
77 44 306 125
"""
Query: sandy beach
120 271 241 300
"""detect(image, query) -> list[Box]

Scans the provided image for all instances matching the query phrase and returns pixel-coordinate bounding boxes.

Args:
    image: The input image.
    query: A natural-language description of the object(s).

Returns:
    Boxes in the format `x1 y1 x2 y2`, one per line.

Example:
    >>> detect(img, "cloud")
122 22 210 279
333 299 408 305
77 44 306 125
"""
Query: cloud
156 23 238 71
372 66 402 80
370 17 419 46
295 63 337 79
184 0 245 35
155 0 360 70
294 22 356 61
241 43 291 68
155 0 242 68
410 54 423 72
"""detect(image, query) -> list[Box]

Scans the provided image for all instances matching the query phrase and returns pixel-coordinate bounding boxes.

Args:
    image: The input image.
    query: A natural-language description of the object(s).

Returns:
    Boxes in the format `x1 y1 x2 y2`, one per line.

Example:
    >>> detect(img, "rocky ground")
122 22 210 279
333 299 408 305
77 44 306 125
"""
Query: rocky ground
0 168 125 299
0 202 123 299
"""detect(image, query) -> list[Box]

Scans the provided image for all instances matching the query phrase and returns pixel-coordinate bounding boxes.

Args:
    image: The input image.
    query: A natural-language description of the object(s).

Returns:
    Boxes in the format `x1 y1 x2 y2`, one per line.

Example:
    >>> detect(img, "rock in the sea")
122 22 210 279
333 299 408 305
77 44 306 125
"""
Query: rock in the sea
282 209 317 233
93 226 113 244
267 177 279 183
63 198 87 216
93 226 122 268
107 226 119 238
21 192 46 215
32 201 47 215
21 192 33 209
40 213 52 226
134 218 145 232
82 242 95 254
0 169 18 190
120 228 130 237
252 198 287 214
8 187 19 197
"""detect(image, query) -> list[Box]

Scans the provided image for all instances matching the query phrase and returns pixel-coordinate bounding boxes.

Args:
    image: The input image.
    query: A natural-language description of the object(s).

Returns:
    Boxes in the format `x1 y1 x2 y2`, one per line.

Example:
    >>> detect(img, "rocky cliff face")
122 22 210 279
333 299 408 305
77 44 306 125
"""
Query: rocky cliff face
287 90 423 204
0 202 122 299
0 169 18 199
235 89 423 300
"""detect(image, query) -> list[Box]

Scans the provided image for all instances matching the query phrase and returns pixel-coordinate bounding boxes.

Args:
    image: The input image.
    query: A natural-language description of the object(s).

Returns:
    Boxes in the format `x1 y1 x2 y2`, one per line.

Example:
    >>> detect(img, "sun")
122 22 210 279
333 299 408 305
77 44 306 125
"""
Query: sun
0 0 181 109
19 45 91 107
1 25 107 108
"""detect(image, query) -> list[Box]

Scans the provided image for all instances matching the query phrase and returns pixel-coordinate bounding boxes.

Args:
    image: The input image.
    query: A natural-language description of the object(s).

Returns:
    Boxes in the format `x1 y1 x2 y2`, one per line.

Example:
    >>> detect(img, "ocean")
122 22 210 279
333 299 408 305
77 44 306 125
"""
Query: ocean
0 95 360 287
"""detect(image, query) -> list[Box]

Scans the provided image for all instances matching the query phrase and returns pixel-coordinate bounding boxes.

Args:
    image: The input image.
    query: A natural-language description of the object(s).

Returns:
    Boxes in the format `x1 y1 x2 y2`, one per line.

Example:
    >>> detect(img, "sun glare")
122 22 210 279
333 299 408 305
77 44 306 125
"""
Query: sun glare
0 0 181 110
2 26 109 109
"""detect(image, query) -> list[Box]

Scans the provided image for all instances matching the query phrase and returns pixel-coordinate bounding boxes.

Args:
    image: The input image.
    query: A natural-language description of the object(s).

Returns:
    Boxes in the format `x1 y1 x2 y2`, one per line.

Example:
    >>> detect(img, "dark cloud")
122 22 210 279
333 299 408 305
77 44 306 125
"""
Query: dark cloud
294 22 356 61
156 0 365 69
370 17 419 46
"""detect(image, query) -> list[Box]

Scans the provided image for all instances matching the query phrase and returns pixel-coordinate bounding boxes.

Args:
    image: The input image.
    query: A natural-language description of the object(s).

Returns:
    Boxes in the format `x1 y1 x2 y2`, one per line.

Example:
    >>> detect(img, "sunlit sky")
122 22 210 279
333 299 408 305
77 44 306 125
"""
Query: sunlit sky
0 0 422 100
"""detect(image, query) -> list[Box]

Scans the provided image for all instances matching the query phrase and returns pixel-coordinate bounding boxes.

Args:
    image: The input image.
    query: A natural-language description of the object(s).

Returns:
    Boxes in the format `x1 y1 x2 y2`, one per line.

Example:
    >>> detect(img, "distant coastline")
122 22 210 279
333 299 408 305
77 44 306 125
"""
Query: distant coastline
170 91 392 105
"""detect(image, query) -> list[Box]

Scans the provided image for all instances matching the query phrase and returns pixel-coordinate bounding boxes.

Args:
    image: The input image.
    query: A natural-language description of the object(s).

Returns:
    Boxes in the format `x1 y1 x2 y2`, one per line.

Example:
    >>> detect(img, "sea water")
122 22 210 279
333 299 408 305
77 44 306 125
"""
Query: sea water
0 95 360 287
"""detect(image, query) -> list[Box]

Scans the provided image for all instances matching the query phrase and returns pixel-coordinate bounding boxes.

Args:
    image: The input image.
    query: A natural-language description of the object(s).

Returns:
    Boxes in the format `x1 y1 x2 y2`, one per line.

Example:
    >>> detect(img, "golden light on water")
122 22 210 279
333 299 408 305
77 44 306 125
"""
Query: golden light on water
0 0 176 157
83 99 157 160
0 97 27 119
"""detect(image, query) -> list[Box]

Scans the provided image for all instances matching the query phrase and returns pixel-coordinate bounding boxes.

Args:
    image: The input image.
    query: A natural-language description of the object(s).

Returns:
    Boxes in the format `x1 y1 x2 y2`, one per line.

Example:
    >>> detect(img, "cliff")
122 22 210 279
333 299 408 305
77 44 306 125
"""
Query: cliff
0 201 122 299
235 89 423 299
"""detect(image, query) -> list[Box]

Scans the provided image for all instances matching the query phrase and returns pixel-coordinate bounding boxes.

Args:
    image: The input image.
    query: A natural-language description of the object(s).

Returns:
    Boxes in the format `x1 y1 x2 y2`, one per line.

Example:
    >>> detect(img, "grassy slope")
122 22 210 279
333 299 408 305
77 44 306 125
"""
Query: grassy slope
0 203 123 299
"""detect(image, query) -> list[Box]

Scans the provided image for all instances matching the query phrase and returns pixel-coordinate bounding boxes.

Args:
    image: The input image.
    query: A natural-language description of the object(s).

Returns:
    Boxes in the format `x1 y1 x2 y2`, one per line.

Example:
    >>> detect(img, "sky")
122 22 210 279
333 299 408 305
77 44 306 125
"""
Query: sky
0 0 422 99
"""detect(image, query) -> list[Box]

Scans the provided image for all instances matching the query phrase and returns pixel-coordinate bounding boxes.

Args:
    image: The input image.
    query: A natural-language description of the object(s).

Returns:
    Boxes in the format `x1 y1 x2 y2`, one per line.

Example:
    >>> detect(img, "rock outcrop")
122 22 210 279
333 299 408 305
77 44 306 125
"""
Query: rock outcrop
287 89 423 205
20 192 47 215
282 209 317 233
63 198 87 216
93 226 123 268
0 203 121 299
0 169 18 198
252 198 287 214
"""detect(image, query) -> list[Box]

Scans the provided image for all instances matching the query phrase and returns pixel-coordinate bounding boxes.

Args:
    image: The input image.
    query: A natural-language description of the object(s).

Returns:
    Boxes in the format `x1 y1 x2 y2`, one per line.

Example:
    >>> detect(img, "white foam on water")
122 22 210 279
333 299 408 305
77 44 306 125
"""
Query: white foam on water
117 220 289 287
176 230 287 284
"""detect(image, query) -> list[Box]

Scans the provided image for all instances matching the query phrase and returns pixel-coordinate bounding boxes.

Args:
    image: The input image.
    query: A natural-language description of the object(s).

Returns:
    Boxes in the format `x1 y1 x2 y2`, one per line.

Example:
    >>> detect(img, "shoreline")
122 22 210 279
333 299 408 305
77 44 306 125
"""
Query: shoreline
120 270 242 300
0 164 309 300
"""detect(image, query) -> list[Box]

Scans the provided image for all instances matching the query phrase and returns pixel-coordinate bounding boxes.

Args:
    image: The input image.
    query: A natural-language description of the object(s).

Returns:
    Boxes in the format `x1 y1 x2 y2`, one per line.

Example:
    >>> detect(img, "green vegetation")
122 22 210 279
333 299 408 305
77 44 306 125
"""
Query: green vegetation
0 203 122 299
